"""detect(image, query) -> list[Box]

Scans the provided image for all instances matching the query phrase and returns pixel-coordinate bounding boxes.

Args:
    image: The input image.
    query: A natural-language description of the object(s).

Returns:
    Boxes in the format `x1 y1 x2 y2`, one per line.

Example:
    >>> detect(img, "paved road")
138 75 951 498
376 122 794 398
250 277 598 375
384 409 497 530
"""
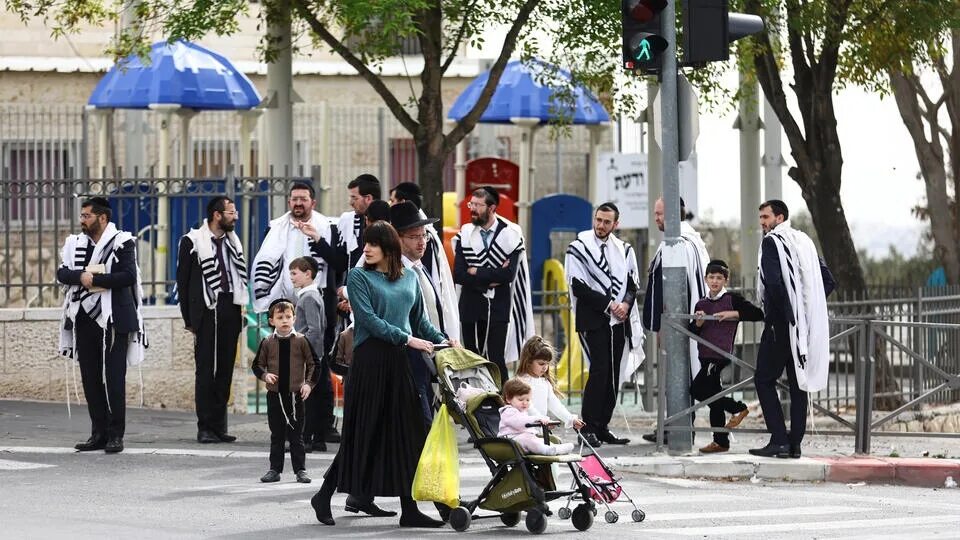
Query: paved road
2 447 959 539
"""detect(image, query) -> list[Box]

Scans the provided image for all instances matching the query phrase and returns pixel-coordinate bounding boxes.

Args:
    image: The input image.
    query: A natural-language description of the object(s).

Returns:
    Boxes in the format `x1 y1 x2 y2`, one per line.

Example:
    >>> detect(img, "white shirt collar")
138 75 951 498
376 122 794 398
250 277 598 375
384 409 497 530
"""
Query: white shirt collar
296 283 319 298
707 287 728 300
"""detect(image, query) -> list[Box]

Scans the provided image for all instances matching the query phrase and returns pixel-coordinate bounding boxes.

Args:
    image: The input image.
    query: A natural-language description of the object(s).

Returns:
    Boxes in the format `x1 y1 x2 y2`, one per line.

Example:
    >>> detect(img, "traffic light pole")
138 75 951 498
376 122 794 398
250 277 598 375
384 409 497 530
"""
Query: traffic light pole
659 0 694 454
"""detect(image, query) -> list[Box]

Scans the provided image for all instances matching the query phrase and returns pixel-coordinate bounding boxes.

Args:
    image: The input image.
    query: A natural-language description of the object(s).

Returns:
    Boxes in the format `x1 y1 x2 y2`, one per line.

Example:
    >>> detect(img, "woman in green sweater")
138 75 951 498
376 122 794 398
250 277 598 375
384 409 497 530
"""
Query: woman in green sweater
311 221 449 528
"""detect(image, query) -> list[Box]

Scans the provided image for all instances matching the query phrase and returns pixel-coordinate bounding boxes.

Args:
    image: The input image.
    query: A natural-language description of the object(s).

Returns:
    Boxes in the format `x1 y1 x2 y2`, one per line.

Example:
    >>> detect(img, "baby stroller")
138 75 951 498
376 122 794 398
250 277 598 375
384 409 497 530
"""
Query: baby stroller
434 347 599 534
558 433 646 524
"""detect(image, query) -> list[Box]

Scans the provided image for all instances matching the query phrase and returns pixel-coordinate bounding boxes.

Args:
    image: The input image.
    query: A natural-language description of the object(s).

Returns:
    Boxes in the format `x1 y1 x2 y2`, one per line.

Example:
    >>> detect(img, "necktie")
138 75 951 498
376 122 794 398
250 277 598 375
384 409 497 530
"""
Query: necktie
480 229 492 250
413 264 441 328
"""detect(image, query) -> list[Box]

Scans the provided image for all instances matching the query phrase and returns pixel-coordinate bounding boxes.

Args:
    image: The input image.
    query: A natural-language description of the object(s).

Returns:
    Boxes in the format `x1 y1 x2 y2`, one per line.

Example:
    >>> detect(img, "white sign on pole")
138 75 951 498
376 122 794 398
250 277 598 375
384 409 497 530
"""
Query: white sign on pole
595 151 699 229
594 152 649 229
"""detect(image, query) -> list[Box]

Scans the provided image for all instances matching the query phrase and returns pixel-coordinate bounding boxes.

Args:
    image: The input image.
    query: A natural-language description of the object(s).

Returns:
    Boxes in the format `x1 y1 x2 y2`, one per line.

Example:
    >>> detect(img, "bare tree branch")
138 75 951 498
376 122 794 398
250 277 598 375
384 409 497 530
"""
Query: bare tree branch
291 0 418 134
440 0 476 75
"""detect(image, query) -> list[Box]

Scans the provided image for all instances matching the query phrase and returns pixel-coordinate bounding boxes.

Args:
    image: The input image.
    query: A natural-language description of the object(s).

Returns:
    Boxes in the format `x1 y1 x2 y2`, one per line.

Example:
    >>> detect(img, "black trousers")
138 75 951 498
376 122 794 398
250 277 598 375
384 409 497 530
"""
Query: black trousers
408 348 435 430
579 323 627 434
194 293 242 435
267 391 306 473
303 359 335 444
755 323 807 446
75 309 128 439
462 319 509 385
691 358 747 447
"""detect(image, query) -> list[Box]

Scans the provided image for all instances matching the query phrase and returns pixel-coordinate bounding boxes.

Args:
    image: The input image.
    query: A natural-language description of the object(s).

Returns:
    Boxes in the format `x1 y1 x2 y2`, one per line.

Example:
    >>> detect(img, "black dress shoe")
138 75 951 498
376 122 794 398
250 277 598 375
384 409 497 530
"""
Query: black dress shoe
311 491 335 526
296 470 312 483
260 470 281 483
312 440 328 452
345 496 397 517
579 431 602 447
104 437 124 453
399 511 446 528
781 444 802 459
214 432 237 443
75 436 107 452
748 443 789 458
197 431 220 444
324 429 342 443
599 431 630 445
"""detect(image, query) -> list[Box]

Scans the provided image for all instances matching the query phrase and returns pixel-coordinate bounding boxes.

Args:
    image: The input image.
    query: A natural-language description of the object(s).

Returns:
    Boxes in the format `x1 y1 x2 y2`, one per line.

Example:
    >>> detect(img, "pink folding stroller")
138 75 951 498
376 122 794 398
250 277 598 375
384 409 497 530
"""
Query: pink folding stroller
558 431 646 524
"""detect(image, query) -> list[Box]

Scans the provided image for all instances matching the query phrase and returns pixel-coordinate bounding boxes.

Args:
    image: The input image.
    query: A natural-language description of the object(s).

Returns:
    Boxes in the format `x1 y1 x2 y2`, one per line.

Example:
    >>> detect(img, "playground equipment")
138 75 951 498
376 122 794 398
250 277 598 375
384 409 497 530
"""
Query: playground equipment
541 258 587 393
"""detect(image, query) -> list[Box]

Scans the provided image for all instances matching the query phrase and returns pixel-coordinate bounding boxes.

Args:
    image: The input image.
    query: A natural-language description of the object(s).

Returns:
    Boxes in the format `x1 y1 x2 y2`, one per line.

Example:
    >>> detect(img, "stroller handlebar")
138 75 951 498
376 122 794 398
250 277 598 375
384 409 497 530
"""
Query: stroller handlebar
525 421 561 428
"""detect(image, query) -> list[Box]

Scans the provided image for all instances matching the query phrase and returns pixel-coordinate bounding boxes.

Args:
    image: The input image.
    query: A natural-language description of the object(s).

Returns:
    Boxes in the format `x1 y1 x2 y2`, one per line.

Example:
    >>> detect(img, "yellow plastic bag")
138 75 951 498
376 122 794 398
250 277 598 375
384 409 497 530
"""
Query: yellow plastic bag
412 404 460 508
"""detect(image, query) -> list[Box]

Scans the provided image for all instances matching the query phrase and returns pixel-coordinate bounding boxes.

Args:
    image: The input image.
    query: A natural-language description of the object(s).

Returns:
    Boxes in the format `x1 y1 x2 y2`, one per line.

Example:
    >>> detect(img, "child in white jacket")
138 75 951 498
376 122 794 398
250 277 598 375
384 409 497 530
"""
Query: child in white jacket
498 379 574 456
516 336 585 430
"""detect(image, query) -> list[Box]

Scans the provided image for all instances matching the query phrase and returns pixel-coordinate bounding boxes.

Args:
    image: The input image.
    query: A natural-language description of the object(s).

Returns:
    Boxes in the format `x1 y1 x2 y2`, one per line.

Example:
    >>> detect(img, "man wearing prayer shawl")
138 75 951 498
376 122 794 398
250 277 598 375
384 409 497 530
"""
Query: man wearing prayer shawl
452 186 535 384
565 202 644 447
749 200 835 459
640 197 710 444
58 197 145 455
177 196 248 444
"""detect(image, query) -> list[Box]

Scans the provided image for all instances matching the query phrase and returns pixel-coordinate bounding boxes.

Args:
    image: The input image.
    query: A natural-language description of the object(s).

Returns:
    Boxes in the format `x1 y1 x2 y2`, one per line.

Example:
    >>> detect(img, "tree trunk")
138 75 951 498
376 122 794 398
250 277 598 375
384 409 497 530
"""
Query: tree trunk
416 126 448 219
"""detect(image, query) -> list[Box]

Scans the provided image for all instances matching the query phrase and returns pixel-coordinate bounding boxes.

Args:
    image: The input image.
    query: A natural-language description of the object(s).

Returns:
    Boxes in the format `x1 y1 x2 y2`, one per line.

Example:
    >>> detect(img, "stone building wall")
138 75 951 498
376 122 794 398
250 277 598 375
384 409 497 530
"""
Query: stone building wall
0 306 250 414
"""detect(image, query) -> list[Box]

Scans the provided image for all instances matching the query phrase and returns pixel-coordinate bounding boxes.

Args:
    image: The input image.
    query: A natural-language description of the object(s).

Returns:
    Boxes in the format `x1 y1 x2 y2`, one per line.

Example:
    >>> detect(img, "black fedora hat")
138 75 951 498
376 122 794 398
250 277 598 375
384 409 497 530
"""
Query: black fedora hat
390 201 438 231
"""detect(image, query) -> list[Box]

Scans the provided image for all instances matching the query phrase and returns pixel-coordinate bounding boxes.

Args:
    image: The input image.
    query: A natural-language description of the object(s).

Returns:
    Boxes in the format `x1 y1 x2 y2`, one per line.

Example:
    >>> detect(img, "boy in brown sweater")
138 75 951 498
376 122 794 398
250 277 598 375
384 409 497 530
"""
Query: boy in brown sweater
252 299 321 483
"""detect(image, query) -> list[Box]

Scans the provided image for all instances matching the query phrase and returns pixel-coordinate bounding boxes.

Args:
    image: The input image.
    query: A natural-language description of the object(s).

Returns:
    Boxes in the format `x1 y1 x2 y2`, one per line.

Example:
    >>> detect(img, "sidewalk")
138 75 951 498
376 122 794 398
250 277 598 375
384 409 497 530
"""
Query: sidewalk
2 399 958 488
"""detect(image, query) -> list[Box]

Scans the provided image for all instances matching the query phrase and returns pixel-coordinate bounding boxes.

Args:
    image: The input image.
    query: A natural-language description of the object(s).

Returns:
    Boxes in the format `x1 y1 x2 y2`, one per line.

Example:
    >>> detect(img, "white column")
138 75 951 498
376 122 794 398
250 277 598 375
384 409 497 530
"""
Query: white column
587 122 611 202
177 109 198 176
149 104 180 302
511 117 540 241
238 109 262 178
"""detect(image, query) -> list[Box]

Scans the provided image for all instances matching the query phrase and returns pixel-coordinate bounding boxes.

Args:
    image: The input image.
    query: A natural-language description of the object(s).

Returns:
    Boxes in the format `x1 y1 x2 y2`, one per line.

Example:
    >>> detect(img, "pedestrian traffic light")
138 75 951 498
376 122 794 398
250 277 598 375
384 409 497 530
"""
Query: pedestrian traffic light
682 0 764 65
622 0 670 75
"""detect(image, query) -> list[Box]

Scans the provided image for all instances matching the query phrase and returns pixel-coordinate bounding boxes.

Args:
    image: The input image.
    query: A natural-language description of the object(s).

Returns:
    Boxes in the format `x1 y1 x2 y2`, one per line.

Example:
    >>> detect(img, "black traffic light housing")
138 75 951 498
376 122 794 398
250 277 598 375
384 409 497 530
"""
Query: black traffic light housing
682 0 764 65
622 0 670 75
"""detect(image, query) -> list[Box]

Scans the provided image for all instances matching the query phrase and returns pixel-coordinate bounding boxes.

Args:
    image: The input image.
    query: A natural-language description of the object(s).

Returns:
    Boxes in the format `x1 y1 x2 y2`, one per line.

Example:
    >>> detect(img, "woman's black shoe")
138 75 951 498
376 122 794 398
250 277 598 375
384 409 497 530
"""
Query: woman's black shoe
399 496 445 528
311 491 335 526
344 497 397 517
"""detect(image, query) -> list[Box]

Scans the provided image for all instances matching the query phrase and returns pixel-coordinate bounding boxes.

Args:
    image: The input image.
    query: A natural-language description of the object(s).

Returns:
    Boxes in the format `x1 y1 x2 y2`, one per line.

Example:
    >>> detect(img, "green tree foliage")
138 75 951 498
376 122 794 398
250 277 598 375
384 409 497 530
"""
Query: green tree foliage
4 0 632 219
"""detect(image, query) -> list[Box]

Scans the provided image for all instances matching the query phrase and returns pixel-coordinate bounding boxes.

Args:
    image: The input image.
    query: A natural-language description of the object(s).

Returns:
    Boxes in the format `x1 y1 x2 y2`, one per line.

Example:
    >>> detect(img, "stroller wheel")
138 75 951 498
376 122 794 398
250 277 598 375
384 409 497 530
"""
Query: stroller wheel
632 509 646 523
571 504 594 531
605 511 619 524
450 507 472 532
525 509 547 535
557 507 572 520
500 512 521 527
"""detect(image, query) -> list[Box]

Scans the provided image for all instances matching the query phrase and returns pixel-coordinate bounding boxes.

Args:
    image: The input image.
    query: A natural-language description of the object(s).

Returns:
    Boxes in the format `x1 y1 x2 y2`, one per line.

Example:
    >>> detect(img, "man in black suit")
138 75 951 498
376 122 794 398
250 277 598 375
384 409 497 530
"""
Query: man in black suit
57 197 144 454
565 203 641 447
177 196 248 444
453 187 524 385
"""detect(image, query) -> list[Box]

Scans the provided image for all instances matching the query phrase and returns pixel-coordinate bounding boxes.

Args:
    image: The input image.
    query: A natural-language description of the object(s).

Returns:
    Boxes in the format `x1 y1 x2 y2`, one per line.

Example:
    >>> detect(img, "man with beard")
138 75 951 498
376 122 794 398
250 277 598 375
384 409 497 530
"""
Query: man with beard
749 200 834 458
177 196 248 443
453 186 535 384
58 197 145 454
338 174 382 267
640 196 710 445
564 203 643 447
252 182 346 451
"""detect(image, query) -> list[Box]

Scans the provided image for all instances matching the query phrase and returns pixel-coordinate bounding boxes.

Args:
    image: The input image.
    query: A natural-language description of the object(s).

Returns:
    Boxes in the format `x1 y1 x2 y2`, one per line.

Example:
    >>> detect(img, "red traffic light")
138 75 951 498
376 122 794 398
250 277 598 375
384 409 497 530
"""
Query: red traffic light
627 0 667 23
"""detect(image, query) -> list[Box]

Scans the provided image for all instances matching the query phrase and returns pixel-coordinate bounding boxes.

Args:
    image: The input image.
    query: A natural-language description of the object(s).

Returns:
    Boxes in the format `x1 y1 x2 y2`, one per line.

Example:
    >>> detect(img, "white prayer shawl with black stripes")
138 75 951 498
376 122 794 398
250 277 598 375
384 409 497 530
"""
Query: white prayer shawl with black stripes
453 216 535 364
185 220 248 310
253 211 332 313
565 230 645 382
337 210 363 261
421 209 461 342
58 223 145 367
757 220 830 392
646 221 710 378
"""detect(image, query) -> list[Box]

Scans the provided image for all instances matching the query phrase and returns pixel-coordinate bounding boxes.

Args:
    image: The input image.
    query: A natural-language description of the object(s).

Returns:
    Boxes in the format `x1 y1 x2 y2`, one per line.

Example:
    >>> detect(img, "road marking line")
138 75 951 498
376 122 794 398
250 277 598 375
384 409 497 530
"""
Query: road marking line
643 505 865 522
0 458 56 470
641 514 960 536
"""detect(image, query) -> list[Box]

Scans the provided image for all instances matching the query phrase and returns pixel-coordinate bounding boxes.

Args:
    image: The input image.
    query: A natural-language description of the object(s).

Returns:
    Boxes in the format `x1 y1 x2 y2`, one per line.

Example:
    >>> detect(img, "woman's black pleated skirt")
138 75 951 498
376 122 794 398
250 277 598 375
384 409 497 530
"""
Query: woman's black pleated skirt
334 337 428 497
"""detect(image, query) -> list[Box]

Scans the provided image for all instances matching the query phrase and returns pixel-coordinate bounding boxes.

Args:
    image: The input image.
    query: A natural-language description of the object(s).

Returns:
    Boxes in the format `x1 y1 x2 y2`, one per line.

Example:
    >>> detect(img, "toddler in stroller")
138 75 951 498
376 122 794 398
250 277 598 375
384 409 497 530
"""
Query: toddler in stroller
498 379 575 456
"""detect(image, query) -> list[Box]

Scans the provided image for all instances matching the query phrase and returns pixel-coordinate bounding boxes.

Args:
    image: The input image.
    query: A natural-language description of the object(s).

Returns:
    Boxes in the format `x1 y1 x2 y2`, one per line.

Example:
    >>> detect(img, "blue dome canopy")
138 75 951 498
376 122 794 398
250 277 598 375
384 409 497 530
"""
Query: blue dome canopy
448 59 609 125
88 40 261 110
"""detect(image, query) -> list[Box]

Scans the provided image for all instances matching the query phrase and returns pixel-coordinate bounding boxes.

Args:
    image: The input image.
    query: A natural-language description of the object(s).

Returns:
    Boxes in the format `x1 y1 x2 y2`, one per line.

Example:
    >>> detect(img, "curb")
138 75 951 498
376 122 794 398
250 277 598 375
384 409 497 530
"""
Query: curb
610 454 960 488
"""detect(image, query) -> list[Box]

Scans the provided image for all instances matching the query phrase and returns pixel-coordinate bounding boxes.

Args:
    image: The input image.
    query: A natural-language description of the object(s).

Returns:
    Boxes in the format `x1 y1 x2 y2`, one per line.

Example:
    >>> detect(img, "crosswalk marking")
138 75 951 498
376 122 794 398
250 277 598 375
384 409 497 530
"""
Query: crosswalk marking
643 505 864 522
0 458 56 470
642 515 960 536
